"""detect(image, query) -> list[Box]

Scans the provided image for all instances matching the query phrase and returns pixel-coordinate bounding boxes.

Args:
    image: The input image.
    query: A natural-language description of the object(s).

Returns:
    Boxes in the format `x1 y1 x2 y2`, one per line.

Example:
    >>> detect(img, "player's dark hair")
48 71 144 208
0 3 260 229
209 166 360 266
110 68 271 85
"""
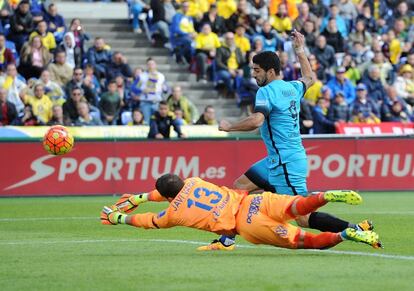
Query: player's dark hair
252 51 281 75
6 63 16 69
34 83 44 91
70 18 80 26
156 174 184 199
159 100 168 106
77 100 89 109
108 79 117 86
40 68 49 75
72 86 82 92
132 107 142 113
85 63 94 70
54 49 66 58
71 86 84 96
204 105 214 112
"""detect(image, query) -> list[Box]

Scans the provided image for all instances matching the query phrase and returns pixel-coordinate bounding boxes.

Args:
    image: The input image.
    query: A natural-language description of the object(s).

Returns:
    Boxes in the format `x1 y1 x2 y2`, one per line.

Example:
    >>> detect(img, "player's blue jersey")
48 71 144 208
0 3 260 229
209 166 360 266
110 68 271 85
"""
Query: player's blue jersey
254 79 306 166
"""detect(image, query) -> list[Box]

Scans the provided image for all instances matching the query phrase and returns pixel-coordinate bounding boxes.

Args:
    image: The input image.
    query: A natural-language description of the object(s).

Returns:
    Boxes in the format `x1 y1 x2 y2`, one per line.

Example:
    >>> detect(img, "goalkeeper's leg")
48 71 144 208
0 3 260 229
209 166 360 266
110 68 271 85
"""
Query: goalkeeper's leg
294 228 381 249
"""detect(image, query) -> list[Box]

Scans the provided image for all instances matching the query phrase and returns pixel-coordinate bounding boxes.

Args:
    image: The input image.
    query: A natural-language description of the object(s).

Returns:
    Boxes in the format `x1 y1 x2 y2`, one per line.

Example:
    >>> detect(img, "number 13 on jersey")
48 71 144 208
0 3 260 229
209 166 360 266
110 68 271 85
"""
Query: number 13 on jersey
187 187 223 211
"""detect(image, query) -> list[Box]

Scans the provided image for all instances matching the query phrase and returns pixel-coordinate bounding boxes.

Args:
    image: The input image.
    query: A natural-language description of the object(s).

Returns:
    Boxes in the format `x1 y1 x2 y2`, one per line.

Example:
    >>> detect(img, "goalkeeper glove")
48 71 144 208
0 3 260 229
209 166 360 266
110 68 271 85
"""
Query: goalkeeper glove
115 193 148 214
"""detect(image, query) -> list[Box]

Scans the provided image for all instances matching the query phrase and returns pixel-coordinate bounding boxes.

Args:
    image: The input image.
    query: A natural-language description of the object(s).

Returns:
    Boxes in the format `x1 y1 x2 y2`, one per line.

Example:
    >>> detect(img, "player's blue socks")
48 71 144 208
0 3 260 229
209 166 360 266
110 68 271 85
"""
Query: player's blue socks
340 230 349 240
219 235 235 246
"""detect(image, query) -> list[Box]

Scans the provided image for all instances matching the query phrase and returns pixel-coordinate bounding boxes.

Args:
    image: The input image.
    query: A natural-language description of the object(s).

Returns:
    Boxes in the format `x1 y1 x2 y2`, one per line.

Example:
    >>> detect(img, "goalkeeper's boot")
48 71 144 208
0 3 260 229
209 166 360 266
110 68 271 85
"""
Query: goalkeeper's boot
197 239 235 251
324 190 362 205
342 228 383 249
114 193 147 214
356 220 374 231
100 206 122 225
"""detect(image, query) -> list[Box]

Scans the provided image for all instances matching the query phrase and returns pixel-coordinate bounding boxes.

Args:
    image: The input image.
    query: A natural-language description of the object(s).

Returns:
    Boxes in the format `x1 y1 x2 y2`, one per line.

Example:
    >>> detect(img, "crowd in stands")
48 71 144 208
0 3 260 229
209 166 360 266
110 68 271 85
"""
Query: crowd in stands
139 0 414 134
1 0 414 137
0 0 219 139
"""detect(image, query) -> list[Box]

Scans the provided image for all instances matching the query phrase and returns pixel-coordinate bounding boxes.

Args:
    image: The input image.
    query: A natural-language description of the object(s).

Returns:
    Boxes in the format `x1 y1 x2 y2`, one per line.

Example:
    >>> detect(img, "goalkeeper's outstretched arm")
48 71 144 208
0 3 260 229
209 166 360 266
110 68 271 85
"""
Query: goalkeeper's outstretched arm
116 190 168 213
125 211 171 229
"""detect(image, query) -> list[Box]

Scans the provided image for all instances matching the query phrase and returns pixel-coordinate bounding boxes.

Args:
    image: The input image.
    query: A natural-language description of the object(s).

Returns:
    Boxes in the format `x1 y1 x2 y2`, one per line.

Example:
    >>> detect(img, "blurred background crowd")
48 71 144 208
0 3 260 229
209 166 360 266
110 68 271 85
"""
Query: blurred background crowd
0 0 413 137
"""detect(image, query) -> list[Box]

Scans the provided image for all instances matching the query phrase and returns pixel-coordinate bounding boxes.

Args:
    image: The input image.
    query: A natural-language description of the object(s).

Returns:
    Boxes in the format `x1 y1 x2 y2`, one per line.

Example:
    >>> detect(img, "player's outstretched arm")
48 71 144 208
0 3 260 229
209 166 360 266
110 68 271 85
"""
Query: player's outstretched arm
126 212 171 229
218 112 265 132
114 190 167 213
102 206 171 229
291 30 315 90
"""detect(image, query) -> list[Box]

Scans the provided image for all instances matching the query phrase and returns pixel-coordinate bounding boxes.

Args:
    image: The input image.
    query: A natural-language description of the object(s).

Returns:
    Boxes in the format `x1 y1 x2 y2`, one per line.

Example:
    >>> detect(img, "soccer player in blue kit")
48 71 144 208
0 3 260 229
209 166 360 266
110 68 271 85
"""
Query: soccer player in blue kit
198 30 373 250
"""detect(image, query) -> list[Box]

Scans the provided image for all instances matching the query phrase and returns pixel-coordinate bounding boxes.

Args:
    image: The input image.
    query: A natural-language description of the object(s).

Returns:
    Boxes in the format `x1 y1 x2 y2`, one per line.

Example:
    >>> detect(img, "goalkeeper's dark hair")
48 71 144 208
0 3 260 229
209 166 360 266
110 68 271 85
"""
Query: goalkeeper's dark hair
252 51 281 75
155 174 185 199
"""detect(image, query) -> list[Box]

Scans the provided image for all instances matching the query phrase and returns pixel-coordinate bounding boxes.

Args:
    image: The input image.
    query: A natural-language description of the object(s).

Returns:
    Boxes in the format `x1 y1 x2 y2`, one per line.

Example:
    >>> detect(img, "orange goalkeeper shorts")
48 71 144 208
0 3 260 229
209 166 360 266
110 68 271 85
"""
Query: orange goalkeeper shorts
235 192 301 249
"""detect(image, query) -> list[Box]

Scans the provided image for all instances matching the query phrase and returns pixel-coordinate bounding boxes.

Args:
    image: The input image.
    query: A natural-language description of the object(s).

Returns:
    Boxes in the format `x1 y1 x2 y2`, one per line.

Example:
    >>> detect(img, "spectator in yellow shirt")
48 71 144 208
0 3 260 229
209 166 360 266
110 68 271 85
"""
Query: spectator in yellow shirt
269 0 299 20
304 54 324 105
37 69 65 106
225 0 256 35
24 84 53 124
29 20 57 52
216 0 237 19
393 64 414 106
167 85 199 124
179 0 211 19
269 3 293 37
304 78 323 106
342 54 361 85
234 25 251 55
171 1 197 64
215 32 245 98
386 30 402 65
195 23 221 82
127 108 146 125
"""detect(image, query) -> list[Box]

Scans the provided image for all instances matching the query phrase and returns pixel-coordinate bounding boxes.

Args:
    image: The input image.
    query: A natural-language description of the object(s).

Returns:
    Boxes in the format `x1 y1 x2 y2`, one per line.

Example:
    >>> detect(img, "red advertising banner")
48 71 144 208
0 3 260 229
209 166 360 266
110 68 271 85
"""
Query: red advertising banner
305 138 414 190
336 122 414 135
0 138 413 196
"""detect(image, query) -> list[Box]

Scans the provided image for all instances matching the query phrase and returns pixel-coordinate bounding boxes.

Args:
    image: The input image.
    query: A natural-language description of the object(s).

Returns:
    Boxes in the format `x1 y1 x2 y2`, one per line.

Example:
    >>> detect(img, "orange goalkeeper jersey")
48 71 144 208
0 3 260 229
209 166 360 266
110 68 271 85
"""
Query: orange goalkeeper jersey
132 177 248 236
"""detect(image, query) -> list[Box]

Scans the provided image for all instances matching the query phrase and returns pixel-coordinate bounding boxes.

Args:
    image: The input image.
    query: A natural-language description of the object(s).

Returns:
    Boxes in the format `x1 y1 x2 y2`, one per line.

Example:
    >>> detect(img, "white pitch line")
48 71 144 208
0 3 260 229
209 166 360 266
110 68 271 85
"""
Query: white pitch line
0 217 96 222
0 238 413 262
329 211 414 215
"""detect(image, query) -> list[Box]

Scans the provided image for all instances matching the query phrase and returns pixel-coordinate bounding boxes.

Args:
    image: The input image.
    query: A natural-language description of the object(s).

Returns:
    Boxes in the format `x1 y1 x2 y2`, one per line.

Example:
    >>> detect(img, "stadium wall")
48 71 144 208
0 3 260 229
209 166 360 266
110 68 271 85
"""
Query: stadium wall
1 136 413 196
1 123 413 139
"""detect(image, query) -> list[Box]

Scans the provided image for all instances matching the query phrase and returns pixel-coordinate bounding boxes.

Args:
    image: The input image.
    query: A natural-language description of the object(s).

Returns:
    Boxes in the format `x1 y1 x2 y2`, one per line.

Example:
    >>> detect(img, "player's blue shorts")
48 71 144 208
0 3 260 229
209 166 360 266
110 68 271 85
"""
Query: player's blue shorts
244 157 308 196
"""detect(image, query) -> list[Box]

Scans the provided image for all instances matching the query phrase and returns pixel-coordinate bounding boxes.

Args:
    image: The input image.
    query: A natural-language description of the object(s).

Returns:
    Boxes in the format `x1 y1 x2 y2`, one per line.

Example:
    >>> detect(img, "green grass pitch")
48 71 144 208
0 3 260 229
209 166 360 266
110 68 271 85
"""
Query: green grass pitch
1 192 413 291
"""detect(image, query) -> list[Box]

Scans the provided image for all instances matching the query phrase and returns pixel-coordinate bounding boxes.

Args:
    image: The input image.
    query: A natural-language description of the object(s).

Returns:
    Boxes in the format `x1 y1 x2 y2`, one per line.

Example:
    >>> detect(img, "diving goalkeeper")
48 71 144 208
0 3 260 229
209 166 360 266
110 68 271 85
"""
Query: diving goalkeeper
101 174 381 250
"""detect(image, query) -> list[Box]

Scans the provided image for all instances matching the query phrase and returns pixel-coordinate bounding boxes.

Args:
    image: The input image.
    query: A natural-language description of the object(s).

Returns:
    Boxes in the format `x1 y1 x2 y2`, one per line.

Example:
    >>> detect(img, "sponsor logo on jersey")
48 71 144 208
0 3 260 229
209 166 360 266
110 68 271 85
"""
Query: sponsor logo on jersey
246 196 263 224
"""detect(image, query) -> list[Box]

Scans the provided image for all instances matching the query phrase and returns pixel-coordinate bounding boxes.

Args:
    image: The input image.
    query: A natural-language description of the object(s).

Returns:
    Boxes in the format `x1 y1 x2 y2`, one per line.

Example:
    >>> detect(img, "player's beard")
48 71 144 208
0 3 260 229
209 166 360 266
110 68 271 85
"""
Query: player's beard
256 75 268 87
